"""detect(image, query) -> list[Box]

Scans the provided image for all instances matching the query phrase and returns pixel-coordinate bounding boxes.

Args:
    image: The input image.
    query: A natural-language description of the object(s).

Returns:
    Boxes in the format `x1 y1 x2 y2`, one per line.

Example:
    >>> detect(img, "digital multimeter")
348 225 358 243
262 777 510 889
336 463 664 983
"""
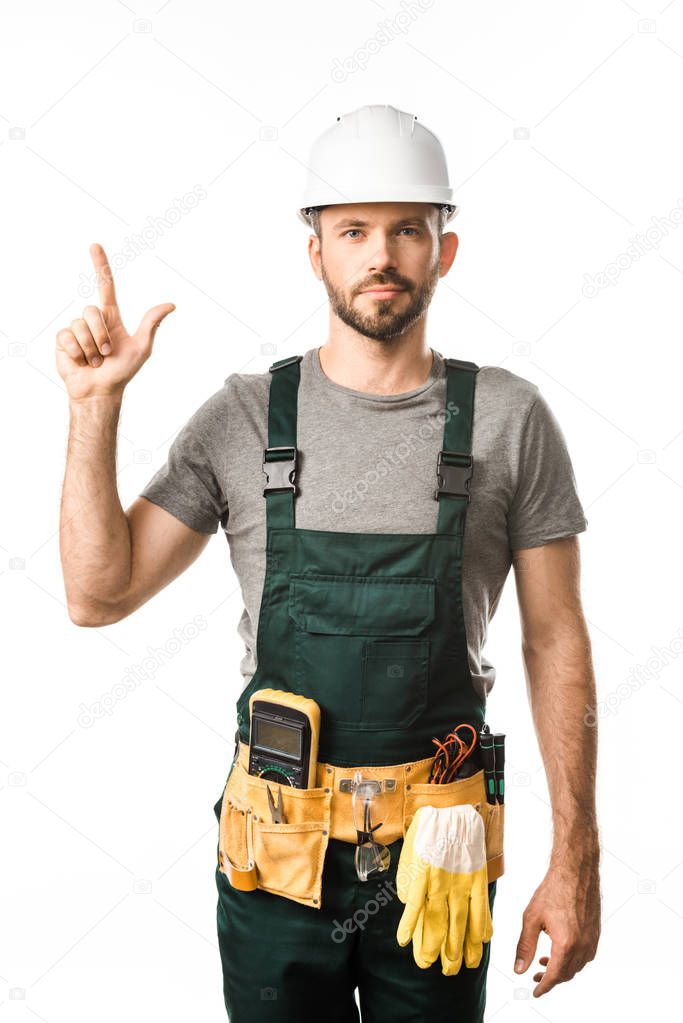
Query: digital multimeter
247 688 320 788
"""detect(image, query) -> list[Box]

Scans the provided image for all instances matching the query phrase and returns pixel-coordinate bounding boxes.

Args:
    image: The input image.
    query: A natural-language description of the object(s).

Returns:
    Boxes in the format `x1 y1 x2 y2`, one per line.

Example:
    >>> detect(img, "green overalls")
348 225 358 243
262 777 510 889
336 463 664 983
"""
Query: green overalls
213 354 497 1022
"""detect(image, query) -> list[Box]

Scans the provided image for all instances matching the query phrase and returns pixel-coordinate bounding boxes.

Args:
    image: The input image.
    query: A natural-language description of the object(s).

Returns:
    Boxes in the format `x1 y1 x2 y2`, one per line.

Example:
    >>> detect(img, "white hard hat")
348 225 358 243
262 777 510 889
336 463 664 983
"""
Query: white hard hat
297 104 458 226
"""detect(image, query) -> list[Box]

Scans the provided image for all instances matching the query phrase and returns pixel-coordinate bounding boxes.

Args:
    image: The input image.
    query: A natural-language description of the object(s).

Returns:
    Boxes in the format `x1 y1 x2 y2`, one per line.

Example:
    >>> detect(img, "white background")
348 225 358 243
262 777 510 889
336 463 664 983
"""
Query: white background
1 0 681 1019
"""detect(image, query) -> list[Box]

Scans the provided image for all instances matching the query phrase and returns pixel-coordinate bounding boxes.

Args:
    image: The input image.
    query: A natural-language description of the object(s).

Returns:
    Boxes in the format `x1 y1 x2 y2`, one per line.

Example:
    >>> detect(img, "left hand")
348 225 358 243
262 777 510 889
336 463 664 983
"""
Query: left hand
513 849 601 997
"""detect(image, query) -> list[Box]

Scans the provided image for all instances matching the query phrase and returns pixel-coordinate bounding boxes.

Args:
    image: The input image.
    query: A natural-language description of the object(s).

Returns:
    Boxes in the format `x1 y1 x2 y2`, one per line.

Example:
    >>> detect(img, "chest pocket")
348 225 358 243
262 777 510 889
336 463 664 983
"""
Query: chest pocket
288 573 435 731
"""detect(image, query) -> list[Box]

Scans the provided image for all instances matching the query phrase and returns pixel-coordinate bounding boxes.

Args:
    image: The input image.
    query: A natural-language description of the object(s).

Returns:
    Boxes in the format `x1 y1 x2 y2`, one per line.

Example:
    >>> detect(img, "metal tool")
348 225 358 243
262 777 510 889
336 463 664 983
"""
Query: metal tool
266 783 287 824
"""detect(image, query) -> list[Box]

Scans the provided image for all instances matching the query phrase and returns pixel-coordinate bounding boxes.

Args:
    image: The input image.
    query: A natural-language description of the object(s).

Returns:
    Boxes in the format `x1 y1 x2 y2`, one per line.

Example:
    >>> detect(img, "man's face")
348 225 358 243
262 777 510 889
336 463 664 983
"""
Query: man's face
310 202 457 342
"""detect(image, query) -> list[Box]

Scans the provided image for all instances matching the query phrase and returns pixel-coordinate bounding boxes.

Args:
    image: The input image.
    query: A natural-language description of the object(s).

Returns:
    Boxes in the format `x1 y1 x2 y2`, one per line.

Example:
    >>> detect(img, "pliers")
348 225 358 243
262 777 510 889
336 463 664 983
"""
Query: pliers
266 783 287 824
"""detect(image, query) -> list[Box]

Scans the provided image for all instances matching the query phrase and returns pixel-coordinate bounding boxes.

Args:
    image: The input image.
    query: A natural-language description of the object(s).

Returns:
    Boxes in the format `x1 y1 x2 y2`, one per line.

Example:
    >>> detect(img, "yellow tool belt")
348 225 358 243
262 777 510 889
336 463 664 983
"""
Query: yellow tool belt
218 740 505 910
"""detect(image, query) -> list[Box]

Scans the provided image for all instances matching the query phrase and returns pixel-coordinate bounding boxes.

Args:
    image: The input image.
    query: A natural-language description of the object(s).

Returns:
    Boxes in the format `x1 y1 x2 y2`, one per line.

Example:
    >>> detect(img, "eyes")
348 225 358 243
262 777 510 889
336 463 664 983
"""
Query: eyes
342 227 420 239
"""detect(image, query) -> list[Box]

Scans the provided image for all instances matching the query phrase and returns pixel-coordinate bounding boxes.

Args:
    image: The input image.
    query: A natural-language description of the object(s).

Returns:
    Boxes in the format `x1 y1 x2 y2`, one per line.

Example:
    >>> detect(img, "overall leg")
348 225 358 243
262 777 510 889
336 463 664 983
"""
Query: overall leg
354 837 497 1023
215 838 361 1023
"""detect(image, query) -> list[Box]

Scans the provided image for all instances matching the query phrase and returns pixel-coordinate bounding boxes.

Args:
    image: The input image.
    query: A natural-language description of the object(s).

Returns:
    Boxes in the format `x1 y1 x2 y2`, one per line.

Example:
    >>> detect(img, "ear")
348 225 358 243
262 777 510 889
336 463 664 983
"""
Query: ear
308 234 323 281
439 232 459 277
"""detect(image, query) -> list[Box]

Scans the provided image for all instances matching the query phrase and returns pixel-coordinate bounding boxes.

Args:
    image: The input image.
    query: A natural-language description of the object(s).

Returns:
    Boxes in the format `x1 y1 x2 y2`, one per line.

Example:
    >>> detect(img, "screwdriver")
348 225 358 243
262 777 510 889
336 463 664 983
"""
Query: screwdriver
478 729 497 804
492 733 505 804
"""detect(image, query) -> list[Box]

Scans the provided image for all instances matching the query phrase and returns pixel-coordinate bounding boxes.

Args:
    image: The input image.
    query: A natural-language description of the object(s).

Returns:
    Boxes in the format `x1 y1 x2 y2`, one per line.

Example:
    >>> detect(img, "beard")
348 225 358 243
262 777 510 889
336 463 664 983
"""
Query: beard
320 257 441 342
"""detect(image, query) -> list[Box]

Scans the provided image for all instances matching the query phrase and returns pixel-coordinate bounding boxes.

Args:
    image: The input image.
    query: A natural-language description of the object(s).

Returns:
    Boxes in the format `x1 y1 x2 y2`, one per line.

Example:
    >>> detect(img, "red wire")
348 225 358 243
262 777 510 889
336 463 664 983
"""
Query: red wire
429 724 477 784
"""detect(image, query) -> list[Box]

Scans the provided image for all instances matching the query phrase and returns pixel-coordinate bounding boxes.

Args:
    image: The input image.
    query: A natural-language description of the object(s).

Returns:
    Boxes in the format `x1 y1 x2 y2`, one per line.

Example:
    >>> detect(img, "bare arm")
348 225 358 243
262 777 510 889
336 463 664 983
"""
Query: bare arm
514 535 599 853
57 242 203 626
511 535 601 996
60 394 209 626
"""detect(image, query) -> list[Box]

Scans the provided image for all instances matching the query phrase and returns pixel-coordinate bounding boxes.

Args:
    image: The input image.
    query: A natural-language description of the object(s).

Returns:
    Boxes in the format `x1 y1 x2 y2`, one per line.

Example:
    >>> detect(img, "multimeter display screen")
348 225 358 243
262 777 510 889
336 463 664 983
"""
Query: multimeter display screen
253 718 302 759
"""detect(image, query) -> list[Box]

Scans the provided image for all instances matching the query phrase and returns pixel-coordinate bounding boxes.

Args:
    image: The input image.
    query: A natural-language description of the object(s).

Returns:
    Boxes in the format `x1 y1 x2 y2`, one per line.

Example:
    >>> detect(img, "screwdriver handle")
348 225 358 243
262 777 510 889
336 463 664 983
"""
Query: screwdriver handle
479 730 497 804
492 733 505 804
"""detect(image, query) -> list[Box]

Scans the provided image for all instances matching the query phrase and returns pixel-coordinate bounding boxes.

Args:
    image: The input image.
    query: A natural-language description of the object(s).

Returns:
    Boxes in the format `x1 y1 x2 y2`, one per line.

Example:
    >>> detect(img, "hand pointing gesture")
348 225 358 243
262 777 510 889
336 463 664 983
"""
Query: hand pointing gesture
56 243 175 402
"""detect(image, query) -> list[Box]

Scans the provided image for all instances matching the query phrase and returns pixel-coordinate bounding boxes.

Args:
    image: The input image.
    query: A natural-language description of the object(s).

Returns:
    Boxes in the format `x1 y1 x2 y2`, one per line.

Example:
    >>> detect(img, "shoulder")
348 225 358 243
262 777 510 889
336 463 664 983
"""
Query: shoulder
472 365 540 434
222 365 271 411
474 365 539 408
222 350 314 413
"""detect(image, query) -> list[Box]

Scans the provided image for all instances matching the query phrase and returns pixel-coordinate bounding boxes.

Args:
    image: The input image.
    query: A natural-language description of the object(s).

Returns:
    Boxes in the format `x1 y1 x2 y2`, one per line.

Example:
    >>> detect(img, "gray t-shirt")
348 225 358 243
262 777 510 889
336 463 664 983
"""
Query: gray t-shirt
139 346 588 703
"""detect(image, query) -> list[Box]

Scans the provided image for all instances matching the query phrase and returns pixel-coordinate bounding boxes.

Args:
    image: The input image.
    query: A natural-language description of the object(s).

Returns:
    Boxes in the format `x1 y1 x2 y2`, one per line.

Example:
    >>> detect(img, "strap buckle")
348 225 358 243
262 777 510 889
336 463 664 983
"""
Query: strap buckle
434 449 473 502
339 778 397 794
269 354 303 372
263 445 297 495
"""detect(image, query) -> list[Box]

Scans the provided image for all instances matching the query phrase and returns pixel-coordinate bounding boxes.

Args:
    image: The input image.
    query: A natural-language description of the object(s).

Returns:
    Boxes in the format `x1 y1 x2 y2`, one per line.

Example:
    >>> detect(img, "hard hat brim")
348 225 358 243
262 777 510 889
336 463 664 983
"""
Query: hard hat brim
298 203 459 227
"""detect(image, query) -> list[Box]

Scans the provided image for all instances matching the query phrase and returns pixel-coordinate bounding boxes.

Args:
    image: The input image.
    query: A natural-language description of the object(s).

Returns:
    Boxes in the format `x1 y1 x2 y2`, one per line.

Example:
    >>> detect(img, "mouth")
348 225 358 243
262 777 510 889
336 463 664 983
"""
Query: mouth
359 287 407 298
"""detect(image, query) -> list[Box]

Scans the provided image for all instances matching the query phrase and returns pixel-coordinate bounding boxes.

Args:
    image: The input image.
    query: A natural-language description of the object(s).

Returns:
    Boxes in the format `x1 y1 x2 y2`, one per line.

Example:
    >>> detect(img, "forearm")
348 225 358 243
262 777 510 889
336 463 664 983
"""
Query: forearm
521 618 600 865
60 395 131 623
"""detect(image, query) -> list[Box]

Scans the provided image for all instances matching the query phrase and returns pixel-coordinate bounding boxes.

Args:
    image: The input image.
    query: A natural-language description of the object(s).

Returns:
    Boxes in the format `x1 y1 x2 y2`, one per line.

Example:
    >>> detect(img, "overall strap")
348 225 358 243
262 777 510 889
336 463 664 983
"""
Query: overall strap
262 353 478 534
263 355 303 529
435 358 479 535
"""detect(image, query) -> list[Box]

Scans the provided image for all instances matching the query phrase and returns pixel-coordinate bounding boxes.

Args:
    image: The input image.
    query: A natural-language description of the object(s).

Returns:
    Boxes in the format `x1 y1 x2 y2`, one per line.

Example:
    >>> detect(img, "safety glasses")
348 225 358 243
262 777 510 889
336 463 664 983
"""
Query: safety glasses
350 771 391 881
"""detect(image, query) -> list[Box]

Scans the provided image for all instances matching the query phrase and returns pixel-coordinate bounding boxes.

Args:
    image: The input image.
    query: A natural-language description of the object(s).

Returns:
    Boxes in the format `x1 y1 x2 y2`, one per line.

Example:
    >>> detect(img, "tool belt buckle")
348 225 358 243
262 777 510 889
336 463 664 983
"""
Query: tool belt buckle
338 777 397 794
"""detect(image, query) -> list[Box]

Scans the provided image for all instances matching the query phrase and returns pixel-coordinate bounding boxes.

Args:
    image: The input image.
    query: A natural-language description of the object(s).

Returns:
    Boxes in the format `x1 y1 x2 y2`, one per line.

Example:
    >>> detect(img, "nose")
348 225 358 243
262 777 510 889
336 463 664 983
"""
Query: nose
366 234 397 274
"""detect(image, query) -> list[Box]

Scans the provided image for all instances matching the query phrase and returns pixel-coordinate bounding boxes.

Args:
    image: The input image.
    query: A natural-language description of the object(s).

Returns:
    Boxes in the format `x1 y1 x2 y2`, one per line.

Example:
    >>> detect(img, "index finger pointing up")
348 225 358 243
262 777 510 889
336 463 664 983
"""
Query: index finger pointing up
90 242 118 310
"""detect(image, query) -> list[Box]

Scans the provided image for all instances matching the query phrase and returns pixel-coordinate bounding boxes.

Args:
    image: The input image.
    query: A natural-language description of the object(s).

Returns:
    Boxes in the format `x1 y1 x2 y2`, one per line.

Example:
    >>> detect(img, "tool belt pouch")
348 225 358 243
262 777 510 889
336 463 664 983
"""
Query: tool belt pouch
403 768 505 884
216 747 505 907
217 757 332 909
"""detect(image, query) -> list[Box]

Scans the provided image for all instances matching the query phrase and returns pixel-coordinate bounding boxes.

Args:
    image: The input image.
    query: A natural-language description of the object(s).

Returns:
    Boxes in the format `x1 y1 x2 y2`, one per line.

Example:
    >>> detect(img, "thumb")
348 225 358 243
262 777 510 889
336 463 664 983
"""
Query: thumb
136 303 176 344
514 913 541 974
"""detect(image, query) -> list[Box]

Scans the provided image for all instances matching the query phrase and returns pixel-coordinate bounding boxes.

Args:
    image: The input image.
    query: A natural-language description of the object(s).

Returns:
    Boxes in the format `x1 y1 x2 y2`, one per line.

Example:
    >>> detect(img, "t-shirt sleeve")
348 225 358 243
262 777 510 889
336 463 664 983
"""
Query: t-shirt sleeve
138 389 228 535
507 390 588 550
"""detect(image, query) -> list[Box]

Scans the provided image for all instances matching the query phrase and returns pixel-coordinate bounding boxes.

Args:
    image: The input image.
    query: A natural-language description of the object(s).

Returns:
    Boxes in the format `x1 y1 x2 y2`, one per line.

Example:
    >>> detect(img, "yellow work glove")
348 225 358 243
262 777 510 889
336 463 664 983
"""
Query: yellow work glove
396 803 493 975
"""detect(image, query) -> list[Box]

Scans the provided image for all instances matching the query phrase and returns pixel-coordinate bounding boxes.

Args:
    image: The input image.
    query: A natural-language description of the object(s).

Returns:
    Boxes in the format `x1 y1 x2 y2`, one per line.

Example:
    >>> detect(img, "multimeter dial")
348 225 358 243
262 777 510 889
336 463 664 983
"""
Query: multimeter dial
257 763 295 785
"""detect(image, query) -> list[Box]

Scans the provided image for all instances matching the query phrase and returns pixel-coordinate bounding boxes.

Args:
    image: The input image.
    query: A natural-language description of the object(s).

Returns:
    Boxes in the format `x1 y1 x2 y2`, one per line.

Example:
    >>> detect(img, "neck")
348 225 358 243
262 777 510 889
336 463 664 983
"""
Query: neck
318 338 434 396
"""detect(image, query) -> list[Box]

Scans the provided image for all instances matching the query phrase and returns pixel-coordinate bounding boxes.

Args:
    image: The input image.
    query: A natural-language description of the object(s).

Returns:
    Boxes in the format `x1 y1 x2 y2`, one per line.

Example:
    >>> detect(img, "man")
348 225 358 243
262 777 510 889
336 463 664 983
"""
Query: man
58 104 601 1021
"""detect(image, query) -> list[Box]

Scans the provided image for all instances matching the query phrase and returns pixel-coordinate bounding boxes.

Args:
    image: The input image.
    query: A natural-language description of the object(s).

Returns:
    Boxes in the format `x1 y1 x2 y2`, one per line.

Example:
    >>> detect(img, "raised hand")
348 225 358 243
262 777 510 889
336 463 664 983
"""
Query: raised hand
56 242 175 401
